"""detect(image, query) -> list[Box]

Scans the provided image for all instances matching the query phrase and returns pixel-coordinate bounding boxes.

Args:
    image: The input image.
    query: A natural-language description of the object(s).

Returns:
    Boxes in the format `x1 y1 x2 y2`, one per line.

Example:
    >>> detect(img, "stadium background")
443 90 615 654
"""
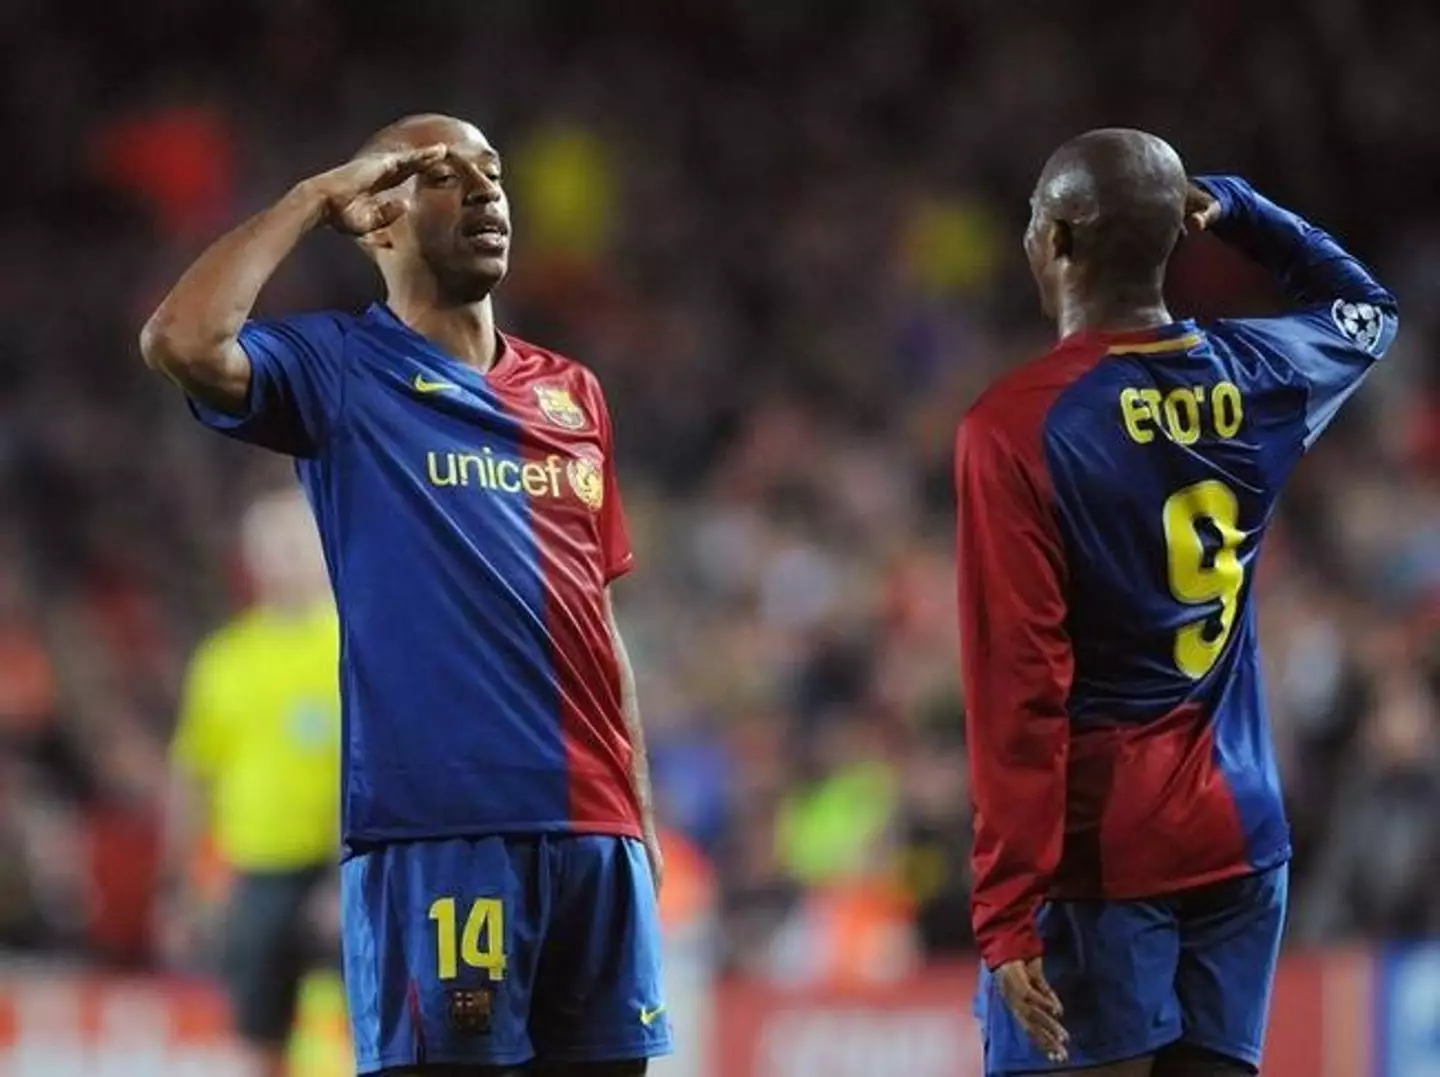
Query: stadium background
2 1 1438 1073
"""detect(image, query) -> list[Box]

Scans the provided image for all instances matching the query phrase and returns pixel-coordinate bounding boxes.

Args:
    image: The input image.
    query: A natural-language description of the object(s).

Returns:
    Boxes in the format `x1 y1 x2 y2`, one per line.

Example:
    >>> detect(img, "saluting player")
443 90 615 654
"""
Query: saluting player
141 113 671 1077
956 129 1396 1076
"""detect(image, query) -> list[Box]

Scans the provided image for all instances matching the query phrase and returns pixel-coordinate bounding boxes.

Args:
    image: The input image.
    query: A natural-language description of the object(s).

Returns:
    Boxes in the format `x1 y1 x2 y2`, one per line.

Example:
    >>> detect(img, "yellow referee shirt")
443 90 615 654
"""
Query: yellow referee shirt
172 602 341 872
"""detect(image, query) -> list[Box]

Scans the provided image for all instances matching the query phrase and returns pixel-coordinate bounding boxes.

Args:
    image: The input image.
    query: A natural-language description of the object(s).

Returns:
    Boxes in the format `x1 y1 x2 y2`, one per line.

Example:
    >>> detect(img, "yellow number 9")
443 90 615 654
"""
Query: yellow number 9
1162 480 1246 679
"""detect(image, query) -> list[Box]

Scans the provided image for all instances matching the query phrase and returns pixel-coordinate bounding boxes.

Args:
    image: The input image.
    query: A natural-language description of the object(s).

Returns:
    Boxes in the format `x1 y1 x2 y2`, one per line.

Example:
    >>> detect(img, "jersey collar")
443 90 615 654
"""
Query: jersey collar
1063 320 1205 357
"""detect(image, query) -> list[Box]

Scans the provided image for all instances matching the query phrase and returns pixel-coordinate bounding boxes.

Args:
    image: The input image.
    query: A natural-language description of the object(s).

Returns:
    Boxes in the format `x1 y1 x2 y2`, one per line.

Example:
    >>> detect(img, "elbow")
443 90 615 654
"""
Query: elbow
139 309 229 384
139 310 189 377
138 314 171 374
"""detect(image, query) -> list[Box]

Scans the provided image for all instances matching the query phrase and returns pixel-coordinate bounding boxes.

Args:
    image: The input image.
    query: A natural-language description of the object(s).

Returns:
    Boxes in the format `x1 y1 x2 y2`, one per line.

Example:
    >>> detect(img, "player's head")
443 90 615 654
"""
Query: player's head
357 113 510 305
240 487 330 612
1025 128 1187 320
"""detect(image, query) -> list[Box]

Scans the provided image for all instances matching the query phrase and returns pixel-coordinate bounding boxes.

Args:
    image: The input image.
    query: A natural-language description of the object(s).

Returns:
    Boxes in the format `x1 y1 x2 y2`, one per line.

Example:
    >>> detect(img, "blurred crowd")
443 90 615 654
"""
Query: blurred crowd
1 0 1438 981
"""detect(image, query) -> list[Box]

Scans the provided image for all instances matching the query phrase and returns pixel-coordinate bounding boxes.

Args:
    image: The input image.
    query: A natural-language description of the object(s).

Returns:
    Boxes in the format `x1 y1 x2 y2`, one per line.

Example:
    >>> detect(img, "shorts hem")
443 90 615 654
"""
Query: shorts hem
1177 1036 1262 1070
540 1037 675 1063
356 1050 536 1073
988 1031 1180 1075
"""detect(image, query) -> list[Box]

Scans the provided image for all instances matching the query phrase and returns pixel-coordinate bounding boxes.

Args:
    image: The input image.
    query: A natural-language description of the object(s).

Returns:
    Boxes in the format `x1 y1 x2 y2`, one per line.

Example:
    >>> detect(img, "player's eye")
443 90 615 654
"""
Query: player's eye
427 170 459 185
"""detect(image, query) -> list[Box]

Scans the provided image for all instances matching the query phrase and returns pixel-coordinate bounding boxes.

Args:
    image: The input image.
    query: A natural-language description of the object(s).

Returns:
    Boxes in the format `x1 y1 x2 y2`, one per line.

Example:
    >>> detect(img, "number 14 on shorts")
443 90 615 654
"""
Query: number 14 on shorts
428 896 507 982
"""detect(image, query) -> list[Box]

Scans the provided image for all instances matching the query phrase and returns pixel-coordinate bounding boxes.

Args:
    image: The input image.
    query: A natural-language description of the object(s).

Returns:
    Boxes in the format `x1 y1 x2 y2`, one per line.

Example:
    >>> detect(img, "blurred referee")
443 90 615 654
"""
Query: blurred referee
160 486 341 1077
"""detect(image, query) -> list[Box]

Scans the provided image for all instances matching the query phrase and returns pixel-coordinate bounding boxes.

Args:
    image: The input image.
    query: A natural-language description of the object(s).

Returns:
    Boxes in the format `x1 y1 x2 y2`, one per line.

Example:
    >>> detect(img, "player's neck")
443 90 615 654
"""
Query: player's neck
387 294 500 372
1057 291 1174 341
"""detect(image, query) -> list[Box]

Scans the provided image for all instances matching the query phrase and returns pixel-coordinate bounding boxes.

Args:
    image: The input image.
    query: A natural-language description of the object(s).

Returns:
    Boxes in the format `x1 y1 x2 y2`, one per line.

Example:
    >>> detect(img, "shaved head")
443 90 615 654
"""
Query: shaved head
358 112 486 157
350 112 511 304
1033 128 1188 282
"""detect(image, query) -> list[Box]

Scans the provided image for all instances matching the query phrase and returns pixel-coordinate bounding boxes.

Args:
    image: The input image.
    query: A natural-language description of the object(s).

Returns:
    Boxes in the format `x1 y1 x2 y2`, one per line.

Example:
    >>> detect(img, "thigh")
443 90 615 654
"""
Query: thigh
530 836 671 1065
220 869 320 1046
1172 866 1287 1073
343 838 548 1074
533 1063 648 1077
1153 1042 1257 1076
1051 1060 1155 1077
978 898 1182 1075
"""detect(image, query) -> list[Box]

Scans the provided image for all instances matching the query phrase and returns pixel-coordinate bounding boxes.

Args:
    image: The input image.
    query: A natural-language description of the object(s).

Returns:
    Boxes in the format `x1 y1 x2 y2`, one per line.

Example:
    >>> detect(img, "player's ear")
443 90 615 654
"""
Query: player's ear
1051 219 1074 261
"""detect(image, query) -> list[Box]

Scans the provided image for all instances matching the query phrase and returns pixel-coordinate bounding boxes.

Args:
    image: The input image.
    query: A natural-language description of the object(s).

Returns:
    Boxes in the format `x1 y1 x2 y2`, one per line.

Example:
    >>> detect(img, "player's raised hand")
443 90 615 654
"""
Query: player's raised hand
309 143 450 236
1185 183 1222 235
995 958 1069 1064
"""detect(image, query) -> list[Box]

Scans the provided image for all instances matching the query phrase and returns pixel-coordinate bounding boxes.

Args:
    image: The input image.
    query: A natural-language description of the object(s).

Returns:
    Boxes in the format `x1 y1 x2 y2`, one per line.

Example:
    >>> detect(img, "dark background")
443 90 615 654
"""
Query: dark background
0 0 1436 975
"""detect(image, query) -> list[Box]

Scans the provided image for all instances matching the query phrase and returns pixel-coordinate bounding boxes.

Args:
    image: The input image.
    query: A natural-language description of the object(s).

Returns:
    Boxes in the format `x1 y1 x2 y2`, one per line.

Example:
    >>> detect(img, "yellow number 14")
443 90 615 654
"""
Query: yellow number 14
428 897 507 982
1162 480 1247 679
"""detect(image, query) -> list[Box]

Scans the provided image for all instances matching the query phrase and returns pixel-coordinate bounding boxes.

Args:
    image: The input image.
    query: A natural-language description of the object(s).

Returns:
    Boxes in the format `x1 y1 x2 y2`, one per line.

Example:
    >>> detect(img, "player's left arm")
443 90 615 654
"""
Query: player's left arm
604 589 662 893
1193 175 1399 448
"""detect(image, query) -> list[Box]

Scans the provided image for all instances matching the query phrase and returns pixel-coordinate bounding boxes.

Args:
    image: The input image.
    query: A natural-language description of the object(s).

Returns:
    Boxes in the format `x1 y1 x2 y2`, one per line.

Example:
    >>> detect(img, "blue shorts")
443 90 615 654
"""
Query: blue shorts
977 865 1288 1076
341 834 673 1073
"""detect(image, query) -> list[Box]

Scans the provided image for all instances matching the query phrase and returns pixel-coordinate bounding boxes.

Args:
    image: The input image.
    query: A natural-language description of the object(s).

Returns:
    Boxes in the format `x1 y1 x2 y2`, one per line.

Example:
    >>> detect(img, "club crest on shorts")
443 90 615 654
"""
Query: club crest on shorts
1330 299 1384 355
446 986 493 1036
567 451 605 512
535 385 588 430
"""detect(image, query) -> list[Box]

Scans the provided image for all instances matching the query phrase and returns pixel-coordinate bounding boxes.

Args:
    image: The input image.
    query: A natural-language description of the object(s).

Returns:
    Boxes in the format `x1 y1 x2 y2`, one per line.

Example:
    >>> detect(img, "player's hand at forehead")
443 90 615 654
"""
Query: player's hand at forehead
307 142 449 236
1184 182 1222 235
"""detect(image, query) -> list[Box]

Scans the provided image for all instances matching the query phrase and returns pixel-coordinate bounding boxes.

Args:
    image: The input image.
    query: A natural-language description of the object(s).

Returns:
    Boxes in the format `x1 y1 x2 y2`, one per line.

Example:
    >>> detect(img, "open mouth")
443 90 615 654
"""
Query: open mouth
461 220 509 251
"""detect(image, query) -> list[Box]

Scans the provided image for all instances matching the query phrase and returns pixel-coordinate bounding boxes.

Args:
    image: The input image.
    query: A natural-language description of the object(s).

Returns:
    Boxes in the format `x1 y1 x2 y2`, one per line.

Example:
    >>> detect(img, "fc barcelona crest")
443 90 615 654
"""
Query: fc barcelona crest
446 986 493 1036
534 385 588 430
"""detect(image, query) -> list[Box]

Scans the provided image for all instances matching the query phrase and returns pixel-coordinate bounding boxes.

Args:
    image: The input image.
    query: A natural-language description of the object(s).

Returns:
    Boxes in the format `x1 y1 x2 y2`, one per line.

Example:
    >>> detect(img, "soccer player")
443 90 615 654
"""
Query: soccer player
955 129 1396 1077
140 114 671 1077
161 486 340 1077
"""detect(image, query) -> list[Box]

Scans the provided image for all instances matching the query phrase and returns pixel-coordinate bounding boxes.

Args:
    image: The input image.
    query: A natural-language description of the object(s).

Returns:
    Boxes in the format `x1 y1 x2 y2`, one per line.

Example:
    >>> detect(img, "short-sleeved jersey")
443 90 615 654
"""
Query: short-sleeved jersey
189 303 641 848
172 602 341 870
956 177 1398 968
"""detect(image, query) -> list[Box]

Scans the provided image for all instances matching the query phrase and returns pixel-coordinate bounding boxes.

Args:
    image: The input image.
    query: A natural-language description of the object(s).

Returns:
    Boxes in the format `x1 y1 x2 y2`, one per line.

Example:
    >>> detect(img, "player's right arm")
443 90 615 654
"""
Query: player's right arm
139 144 447 447
955 401 1071 1062
1192 176 1399 448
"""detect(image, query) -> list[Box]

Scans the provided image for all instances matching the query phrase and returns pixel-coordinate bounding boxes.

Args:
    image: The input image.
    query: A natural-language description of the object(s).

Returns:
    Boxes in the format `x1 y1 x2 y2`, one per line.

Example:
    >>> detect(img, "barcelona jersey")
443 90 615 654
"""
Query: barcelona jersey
189 303 642 848
956 177 1398 970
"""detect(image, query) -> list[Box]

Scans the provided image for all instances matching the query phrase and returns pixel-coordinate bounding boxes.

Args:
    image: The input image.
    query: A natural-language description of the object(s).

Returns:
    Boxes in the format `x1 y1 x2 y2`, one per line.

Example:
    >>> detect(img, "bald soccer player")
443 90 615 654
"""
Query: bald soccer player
141 115 671 1077
956 129 1397 1076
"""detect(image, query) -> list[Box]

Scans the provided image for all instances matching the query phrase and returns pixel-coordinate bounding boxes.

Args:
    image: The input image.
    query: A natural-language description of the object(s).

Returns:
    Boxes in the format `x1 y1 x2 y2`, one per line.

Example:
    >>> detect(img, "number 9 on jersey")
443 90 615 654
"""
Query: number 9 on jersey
1162 480 1247 679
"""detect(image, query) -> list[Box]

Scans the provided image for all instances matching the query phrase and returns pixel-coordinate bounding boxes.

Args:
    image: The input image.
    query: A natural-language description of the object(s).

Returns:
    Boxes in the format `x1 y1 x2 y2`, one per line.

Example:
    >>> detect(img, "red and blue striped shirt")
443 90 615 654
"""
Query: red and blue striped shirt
956 177 1398 969
191 304 642 848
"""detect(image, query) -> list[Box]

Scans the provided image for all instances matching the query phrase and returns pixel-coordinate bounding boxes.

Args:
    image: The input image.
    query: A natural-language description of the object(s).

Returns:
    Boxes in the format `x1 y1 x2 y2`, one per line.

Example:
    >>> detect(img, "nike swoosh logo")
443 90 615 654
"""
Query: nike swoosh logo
413 374 460 394
639 1004 666 1027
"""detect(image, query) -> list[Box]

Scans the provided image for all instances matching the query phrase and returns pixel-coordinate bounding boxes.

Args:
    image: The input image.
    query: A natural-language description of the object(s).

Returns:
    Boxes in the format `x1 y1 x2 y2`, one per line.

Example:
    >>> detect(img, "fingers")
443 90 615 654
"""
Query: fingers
998 961 1070 1064
334 194 406 236
391 142 448 172
368 143 449 191
1019 1003 1070 1063
1184 183 1220 234
369 195 408 230
1028 960 1064 1017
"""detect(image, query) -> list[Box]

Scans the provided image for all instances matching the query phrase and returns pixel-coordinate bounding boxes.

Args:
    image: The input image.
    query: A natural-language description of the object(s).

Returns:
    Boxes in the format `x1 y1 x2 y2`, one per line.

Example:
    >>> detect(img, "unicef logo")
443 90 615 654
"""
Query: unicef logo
1331 299 1384 355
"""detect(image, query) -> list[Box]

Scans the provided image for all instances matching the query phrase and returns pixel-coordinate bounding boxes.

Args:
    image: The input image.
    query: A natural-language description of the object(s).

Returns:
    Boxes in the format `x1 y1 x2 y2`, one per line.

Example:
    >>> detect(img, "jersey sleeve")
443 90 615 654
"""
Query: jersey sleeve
1197 176 1399 450
595 384 635 582
171 641 229 782
955 404 1073 970
187 312 350 457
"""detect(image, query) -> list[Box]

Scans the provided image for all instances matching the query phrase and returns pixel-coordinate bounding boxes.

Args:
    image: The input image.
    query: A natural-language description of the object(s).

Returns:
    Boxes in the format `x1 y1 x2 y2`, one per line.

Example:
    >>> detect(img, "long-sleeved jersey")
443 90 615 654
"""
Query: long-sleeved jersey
956 177 1399 969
